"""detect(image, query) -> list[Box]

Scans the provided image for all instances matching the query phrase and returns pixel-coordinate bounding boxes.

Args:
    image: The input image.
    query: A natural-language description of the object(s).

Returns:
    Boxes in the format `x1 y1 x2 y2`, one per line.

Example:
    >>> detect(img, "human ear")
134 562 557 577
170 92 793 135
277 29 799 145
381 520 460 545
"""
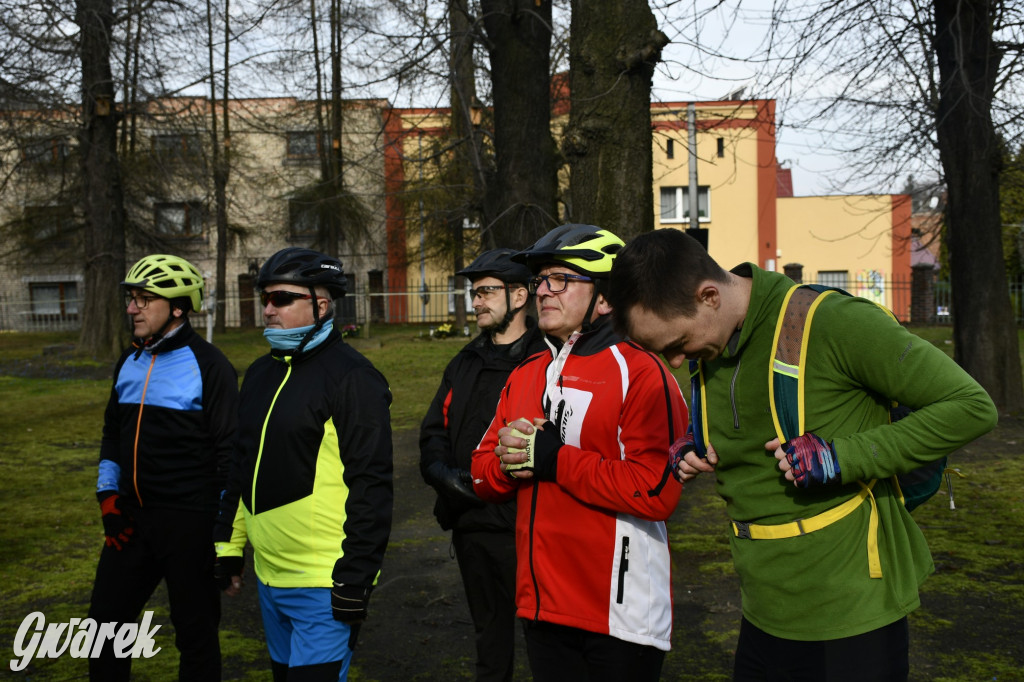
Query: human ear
697 283 720 310
511 286 529 310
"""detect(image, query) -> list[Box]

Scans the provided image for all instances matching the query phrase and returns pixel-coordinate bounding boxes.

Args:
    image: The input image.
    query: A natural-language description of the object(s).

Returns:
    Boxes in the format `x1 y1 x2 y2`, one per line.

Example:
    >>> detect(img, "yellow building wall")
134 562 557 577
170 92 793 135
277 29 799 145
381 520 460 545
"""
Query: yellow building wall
777 194 898 306
652 103 765 266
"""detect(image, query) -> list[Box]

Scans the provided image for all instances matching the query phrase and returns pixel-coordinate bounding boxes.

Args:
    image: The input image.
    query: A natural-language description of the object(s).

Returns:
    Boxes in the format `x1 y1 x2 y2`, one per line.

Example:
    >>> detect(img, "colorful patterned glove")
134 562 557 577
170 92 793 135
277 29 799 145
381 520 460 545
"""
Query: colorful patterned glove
784 432 841 487
98 492 134 551
506 420 563 481
668 427 697 483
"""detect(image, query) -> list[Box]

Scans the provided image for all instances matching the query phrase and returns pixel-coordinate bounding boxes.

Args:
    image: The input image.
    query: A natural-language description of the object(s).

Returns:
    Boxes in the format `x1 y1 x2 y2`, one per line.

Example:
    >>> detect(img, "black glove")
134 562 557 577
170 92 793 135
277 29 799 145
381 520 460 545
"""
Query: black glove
214 555 244 591
425 461 480 507
331 583 372 623
98 492 134 551
528 421 564 482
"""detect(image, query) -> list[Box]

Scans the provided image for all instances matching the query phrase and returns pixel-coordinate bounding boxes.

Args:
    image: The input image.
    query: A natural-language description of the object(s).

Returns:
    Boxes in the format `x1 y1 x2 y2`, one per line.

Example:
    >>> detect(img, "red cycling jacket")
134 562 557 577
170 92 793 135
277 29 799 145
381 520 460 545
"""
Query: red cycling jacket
471 318 687 651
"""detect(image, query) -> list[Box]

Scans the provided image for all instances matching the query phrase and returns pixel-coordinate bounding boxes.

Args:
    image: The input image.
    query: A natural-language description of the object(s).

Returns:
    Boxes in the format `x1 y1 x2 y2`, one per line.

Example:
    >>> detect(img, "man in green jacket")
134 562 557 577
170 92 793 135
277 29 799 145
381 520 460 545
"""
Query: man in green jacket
607 229 998 681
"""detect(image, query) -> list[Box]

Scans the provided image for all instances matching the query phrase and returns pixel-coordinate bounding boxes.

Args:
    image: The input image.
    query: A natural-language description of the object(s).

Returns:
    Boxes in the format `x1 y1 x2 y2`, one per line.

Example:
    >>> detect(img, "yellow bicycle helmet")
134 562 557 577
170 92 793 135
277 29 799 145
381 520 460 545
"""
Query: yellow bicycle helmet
122 254 204 313
512 224 624 277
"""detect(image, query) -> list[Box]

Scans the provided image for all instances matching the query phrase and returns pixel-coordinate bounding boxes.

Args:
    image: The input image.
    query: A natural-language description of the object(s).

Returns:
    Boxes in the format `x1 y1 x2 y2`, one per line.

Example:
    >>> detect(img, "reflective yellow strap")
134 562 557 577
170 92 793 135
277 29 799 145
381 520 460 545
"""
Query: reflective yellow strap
732 480 883 578
865 482 882 578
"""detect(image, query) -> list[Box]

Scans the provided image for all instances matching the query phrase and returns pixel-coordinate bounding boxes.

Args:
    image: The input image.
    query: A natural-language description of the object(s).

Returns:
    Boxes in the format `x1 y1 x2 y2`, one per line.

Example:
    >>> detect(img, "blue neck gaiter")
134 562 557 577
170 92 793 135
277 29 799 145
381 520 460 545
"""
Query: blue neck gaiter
263 321 332 352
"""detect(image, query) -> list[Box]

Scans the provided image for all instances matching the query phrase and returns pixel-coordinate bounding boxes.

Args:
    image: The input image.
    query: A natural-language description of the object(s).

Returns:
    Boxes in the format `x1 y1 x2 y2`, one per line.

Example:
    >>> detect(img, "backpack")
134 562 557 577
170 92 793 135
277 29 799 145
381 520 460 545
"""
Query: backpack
688 283 959 512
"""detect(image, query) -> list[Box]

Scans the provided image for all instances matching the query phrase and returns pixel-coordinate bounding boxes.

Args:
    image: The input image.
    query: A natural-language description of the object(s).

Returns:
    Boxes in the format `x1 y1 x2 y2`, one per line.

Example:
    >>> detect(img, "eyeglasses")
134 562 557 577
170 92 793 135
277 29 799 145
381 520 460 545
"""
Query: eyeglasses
528 273 593 294
260 290 313 307
125 293 160 310
469 284 507 299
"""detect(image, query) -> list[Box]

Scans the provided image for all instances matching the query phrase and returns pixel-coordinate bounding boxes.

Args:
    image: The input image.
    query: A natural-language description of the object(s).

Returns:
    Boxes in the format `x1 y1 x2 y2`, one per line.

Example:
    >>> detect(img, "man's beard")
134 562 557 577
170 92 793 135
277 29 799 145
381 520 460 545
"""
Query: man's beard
477 308 511 334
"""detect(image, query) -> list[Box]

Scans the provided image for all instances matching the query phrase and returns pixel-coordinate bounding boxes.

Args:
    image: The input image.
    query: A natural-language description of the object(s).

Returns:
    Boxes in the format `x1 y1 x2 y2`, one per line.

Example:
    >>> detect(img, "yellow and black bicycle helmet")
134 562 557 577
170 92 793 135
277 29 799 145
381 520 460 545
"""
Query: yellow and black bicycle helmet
122 254 204 313
512 224 624 277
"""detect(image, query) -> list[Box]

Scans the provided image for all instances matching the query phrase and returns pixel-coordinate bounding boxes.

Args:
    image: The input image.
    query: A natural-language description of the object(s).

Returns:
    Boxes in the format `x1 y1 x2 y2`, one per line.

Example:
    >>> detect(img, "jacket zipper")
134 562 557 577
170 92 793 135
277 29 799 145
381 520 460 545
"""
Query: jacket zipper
132 353 158 506
616 536 630 604
252 357 293 514
730 356 742 430
529 482 542 621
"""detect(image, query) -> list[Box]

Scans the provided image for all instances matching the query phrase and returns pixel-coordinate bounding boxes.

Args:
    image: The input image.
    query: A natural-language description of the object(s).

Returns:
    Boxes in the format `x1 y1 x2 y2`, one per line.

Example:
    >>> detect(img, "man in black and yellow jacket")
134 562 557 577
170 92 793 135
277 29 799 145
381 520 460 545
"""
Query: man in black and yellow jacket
215 247 393 682
90 254 238 681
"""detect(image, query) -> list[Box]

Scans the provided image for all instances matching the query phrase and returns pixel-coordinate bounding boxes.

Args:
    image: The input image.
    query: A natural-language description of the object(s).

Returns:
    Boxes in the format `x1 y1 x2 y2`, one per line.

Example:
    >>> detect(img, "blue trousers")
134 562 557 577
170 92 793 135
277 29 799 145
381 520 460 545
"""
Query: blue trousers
257 582 355 681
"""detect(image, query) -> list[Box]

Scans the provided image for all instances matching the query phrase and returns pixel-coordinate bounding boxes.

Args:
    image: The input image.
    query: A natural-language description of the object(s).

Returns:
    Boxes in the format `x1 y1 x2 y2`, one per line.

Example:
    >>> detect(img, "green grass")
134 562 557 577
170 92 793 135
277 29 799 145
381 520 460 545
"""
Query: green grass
1 324 1021 680
0 324 463 680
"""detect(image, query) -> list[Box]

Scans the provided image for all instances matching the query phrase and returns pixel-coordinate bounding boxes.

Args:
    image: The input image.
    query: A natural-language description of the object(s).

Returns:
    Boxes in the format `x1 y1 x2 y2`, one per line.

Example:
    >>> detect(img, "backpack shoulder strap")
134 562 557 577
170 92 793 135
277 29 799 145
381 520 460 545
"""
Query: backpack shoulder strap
769 284 850 443
688 359 709 457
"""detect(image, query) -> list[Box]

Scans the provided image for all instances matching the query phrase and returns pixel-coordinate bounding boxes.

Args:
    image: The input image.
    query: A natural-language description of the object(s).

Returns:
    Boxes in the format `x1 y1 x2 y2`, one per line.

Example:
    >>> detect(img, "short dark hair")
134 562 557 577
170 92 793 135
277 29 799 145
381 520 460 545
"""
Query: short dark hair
608 229 729 335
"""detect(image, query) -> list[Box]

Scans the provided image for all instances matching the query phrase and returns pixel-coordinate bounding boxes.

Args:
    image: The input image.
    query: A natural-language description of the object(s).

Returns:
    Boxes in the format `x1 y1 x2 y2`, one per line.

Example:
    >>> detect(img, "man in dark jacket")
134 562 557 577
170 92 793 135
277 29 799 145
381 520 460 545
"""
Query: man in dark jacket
419 249 545 681
215 247 393 682
89 254 238 681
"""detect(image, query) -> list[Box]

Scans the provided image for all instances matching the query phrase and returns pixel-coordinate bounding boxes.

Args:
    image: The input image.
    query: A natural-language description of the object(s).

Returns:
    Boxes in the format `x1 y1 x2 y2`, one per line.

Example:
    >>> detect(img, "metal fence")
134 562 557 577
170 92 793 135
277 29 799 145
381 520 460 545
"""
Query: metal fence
3 274 1023 333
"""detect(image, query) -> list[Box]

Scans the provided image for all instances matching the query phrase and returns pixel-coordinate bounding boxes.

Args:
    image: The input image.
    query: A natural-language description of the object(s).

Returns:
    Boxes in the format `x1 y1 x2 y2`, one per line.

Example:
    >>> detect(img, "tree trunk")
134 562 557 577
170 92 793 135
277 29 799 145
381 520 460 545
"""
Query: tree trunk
480 0 558 249
564 0 666 240
934 0 1023 413
77 0 126 360
449 0 477 331
208 0 231 333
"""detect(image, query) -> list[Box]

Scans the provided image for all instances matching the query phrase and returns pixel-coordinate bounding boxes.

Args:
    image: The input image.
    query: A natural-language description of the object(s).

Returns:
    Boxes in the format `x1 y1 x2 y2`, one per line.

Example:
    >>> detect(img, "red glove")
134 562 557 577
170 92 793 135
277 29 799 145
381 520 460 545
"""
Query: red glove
98 492 134 550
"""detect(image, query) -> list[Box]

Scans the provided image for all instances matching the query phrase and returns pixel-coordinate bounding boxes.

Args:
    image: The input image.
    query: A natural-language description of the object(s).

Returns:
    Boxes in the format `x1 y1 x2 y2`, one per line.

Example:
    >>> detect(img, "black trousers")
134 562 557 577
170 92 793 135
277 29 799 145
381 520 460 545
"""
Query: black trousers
523 620 665 682
88 505 221 681
452 529 518 682
733 615 910 682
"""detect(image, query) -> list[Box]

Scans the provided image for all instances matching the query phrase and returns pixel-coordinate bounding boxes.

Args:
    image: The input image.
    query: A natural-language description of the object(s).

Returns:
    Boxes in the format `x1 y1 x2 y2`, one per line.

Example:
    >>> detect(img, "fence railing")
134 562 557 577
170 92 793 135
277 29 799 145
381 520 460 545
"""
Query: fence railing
3 274 1023 333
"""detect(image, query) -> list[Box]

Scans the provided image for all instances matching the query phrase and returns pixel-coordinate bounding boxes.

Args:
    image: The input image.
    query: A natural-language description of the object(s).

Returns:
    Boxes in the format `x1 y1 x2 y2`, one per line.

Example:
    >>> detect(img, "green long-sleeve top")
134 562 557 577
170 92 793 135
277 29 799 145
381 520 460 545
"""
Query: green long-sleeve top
702 265 997 640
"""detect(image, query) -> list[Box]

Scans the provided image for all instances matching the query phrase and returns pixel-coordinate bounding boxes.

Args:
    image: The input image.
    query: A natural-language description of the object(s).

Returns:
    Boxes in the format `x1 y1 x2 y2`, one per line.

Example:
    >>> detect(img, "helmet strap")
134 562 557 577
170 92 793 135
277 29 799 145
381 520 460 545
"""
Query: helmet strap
132 307 179 360
294 287 333 355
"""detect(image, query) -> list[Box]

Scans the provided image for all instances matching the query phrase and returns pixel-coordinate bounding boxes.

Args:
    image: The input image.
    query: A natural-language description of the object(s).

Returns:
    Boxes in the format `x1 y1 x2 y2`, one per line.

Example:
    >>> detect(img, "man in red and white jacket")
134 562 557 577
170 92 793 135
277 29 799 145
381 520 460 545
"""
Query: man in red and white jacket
471 224 688 681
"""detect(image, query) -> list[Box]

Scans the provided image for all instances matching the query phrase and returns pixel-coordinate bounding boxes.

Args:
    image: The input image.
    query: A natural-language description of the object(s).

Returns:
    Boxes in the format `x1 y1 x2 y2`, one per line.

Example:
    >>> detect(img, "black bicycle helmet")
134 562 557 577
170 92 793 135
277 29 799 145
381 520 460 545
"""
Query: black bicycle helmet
511 224 624 277
457 249 533 334
257 247 347 298
456 249 532 286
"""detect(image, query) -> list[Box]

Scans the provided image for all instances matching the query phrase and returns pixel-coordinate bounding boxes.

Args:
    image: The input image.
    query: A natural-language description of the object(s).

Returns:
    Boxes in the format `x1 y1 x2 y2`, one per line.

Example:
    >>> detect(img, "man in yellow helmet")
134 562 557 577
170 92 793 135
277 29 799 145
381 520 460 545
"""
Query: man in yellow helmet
470 225 688 681
88 254 238 681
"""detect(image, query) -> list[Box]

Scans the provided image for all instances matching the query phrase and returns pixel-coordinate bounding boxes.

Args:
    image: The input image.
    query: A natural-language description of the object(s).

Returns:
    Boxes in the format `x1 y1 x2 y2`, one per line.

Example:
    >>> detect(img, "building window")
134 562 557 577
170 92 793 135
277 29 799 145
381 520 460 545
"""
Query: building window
30 281 79 320
716 137 725 158
666 138 674 159
155 201 204 237
288 200 320 238
660 186 710 223
817 270 849 290
21 137 70 166
286 131 329 160
152 133 201 160
24 204 73 241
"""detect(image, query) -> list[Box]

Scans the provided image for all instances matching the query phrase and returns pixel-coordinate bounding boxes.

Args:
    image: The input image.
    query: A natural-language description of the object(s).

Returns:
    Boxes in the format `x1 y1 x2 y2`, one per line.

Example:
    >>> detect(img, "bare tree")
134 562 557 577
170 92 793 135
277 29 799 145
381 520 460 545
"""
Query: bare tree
479 0 559 248
207 0 232 332
77 0 127 359
563 0 667 239
655 1 1022 412
934 0 1022 412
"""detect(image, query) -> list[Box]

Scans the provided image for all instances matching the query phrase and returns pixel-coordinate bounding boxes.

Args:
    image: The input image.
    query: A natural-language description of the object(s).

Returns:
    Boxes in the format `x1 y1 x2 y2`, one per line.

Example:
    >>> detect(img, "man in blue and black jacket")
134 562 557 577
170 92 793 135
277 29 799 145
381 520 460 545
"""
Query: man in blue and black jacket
89 254 238 681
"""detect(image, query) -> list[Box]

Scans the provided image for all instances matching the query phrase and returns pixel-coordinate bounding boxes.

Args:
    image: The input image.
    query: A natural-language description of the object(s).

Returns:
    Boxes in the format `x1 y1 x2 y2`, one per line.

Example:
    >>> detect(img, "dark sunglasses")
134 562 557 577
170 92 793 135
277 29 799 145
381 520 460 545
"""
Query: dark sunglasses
260 290 313 307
